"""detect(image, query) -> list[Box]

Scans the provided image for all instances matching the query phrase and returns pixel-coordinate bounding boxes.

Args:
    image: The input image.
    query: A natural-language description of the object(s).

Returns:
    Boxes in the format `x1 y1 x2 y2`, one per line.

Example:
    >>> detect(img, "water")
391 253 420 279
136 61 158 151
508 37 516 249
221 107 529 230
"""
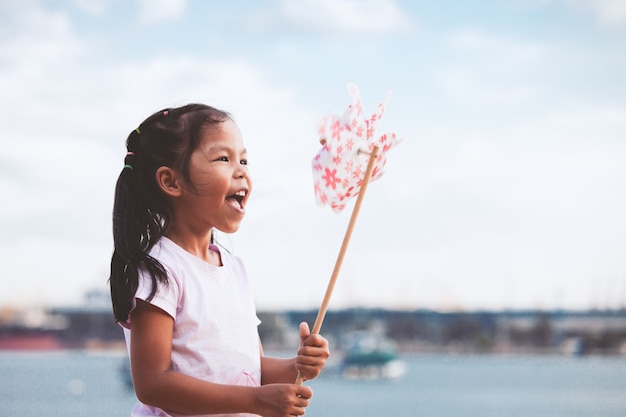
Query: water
1 351 625 417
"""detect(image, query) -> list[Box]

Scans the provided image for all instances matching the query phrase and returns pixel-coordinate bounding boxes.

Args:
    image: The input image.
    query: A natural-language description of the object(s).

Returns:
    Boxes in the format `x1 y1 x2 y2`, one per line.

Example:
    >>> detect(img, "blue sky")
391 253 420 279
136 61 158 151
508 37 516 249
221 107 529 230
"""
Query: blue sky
1 0 625 311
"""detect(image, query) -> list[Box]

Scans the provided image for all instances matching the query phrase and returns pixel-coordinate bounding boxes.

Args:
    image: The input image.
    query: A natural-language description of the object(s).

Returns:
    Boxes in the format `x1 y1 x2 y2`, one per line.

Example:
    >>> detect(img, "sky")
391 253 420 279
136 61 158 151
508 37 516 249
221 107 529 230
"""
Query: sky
1 0 626 312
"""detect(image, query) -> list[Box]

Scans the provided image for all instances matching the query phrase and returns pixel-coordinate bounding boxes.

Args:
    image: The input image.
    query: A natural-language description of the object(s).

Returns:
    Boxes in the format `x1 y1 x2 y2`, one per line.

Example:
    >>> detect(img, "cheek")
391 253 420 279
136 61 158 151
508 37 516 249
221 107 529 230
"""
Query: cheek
192 181 222 197
189 171 229 197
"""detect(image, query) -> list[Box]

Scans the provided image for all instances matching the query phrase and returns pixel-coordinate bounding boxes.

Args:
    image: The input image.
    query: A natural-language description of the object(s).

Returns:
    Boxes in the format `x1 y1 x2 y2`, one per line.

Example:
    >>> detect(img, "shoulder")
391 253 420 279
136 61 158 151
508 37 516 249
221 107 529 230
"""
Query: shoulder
140 238 186 294
148 238 190 277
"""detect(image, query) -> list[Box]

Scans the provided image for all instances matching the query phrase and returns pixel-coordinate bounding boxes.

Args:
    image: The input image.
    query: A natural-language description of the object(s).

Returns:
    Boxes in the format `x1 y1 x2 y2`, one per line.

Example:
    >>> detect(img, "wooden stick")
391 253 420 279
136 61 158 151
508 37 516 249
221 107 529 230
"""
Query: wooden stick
295 145 380 385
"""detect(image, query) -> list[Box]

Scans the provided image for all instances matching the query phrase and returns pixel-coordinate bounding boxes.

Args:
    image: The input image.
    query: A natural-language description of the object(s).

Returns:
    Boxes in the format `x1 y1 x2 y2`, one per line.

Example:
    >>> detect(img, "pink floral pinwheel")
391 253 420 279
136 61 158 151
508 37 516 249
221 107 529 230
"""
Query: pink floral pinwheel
295 84 402 385
312 83 400 212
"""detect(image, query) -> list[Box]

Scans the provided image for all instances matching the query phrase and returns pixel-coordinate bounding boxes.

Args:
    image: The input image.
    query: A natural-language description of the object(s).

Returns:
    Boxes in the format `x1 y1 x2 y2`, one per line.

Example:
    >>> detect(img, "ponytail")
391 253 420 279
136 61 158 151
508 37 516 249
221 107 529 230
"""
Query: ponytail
109 141 168 322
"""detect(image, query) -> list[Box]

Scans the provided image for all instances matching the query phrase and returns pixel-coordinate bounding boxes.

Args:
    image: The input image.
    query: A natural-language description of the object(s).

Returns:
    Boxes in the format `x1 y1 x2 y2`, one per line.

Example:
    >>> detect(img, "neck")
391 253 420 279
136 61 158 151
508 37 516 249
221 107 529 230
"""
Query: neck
163 227 221 266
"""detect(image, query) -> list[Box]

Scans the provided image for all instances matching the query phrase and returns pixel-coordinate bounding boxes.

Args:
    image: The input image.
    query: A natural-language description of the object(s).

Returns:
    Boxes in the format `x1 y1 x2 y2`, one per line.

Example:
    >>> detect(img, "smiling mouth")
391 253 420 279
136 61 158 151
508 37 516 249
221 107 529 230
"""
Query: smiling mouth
226 189 247 209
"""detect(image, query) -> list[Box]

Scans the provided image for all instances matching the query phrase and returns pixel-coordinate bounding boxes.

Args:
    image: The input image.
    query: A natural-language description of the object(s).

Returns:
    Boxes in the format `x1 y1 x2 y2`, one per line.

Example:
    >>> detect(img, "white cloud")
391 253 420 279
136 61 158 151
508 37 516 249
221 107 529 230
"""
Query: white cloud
566 0 626 26
69 0 107 16
517 0 626 26
277 0 413 34
370 97 626 311
137 0 186 25
0 2 85 65
450 30 547 65
2 238 110 307
440 30 549 106
438 69 544 105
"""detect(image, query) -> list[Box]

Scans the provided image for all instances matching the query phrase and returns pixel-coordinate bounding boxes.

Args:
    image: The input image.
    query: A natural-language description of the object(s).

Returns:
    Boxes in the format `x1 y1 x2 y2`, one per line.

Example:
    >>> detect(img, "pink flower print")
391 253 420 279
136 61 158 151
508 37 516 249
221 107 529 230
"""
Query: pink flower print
346 137 354 151
331 202 346 211
331 120 342 141
311 83 400 212
312 154 323 172
314 182 323 196
322 167 341 190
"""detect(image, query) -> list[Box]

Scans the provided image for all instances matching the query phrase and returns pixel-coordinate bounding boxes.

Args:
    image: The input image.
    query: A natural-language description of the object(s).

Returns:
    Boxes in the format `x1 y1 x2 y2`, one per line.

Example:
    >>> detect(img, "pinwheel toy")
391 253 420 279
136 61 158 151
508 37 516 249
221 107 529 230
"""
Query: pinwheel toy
296 83 401 385
312 82 400 212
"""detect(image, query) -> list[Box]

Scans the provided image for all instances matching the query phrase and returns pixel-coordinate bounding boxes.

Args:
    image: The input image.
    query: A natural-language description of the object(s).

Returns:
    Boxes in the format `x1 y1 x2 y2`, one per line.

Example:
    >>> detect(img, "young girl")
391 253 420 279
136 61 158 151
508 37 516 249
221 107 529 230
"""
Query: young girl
109 104 329 417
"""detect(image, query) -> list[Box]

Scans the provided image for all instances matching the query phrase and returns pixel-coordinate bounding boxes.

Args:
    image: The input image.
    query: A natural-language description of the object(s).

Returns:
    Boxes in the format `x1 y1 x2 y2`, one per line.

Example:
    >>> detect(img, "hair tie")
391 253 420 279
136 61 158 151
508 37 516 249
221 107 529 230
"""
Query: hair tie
124 151 135 170
163 110 169 117
135 127 141 135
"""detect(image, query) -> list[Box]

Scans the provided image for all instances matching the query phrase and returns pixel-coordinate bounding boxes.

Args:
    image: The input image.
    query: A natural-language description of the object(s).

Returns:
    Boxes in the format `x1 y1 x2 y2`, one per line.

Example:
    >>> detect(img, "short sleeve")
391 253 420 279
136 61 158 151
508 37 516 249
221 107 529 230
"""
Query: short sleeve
133 267 180 320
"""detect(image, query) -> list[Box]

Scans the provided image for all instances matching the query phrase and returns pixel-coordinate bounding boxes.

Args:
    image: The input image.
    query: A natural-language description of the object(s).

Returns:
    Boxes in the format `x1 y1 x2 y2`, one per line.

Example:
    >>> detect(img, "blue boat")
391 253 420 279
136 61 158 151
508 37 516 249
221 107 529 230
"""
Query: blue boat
341 331 406 380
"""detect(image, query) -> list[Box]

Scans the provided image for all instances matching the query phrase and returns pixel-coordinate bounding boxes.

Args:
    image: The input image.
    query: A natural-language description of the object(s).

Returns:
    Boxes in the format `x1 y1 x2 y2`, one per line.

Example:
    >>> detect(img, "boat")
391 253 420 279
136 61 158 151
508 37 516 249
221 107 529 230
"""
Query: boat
0 333 64 351
340 331 406 380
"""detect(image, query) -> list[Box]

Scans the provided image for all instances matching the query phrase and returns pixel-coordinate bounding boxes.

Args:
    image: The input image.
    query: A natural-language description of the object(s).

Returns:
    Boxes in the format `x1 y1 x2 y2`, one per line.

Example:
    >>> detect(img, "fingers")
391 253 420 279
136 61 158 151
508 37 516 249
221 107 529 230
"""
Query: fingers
299 333 328 350
258 384 312 417
299 322 310 346
299 323 328 354
295 385 312 400
296 344 329 381
292 386 311 416
298 333 330 359
297 323 330 382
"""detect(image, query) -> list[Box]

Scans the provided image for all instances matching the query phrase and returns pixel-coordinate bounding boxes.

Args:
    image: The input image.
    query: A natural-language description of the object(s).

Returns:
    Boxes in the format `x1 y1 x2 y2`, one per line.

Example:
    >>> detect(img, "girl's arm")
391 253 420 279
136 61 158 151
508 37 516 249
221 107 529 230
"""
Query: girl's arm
261 322 330 385
130 299 312 417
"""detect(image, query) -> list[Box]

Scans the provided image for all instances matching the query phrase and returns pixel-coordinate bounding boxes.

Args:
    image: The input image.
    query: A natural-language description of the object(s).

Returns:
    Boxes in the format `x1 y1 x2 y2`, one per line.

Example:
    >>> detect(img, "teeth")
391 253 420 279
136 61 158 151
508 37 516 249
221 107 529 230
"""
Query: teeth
235 190 247 197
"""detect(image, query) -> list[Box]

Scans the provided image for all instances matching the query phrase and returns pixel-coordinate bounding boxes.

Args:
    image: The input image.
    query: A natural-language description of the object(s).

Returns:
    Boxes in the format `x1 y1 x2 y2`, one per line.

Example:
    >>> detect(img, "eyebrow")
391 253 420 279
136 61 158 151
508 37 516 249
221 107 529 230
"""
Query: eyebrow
205 144 247 155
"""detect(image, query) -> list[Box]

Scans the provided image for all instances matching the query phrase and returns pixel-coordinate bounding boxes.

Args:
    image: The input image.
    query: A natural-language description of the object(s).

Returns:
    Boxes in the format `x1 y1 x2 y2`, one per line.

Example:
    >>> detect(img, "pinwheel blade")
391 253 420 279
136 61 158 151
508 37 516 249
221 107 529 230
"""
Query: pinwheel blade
312 83 401 212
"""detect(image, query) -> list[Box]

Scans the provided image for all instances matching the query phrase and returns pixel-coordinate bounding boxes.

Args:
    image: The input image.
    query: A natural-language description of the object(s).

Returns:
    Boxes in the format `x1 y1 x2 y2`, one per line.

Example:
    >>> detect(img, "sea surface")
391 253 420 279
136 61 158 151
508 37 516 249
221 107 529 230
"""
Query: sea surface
1 350 625 417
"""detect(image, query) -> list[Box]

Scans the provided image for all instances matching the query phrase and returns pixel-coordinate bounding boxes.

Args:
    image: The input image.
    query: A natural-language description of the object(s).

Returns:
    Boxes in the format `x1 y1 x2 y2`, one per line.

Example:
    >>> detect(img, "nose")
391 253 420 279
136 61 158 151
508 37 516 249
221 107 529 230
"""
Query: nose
234 163 248 179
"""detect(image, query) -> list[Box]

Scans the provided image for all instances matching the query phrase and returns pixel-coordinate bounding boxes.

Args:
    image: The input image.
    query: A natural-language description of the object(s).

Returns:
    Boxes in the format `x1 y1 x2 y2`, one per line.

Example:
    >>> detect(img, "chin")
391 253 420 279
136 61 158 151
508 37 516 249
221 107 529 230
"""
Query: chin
216 224 242 234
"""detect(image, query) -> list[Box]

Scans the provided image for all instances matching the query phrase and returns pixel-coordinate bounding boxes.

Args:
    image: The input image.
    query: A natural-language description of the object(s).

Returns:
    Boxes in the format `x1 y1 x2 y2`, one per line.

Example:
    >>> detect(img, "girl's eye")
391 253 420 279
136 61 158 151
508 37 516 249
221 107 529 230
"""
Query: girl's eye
240 159 248 166
217 156 229 162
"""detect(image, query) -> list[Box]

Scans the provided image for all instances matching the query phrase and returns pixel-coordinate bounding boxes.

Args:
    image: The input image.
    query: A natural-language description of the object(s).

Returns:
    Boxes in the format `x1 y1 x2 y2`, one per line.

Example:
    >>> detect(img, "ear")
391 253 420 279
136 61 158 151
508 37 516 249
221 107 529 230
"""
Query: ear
155 166 183 197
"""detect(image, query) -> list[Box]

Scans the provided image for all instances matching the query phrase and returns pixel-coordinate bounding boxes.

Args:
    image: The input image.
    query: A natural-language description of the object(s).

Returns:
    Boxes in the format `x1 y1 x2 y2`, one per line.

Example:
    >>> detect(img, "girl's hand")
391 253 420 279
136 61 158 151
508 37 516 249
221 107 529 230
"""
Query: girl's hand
255 383 312 417
296 322 330 381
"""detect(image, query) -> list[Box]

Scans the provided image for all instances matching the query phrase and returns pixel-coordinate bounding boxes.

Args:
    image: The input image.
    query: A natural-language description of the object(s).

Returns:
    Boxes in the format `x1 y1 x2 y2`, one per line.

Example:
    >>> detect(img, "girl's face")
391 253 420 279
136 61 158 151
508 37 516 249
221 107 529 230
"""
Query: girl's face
181 119 252 234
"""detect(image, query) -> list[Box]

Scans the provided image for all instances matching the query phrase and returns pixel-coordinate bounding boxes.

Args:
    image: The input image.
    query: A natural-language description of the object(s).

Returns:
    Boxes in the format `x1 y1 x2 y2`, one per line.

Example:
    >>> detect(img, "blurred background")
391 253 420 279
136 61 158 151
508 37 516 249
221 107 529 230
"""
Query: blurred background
1 1 626 416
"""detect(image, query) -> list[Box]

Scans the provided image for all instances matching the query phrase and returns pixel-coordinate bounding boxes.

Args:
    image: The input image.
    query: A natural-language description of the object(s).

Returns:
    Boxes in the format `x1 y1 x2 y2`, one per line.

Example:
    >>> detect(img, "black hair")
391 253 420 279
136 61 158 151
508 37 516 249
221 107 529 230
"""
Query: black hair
109 103 231 322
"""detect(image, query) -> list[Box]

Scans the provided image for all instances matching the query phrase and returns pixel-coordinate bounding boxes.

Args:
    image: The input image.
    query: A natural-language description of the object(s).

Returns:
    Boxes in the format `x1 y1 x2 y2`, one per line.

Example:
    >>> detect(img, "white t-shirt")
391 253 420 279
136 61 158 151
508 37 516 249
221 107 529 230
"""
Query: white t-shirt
122 237 262 417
